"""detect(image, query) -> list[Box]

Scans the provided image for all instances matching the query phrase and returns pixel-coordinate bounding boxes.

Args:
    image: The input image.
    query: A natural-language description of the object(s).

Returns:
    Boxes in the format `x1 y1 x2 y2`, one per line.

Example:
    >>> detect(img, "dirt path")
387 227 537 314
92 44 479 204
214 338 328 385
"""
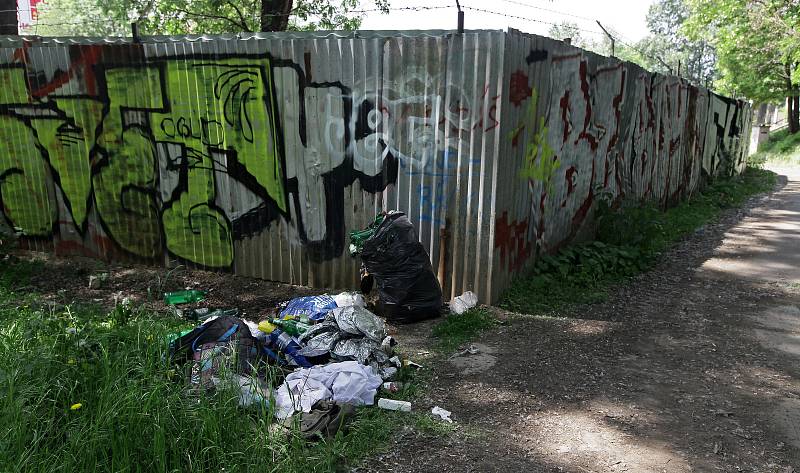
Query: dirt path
365 167 800 473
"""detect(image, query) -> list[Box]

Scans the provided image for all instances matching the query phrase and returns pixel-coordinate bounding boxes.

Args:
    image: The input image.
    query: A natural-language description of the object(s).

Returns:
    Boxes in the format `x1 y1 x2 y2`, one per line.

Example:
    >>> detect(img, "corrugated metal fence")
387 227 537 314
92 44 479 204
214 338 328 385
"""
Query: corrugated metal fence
0 29 751 304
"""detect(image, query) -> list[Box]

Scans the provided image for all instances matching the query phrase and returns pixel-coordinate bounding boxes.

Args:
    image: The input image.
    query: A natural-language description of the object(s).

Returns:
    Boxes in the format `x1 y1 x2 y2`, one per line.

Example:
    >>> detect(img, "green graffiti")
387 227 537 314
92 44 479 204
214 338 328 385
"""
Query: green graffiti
30 98 103 228
151 59 286 210
161 196 233 268
148 59 285 267
0 67 55 236
516 89 560 192
94 67 163 258
0 116 55 236
0 58 285 268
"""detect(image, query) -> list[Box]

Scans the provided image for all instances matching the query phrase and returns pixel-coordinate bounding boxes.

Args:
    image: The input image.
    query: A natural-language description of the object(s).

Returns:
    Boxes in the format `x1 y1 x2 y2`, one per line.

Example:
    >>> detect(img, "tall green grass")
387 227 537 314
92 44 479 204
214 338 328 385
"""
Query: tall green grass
0 262 413 473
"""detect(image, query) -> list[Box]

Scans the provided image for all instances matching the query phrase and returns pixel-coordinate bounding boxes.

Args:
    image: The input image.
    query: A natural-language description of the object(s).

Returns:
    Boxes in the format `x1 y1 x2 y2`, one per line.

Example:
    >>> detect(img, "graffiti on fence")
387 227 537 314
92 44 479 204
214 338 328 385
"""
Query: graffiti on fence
0 45 498 267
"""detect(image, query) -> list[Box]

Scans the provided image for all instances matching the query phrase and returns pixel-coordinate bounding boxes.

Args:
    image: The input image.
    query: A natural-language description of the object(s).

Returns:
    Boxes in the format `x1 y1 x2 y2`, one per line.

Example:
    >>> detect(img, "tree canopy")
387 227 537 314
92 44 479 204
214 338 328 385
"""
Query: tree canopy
547 1 716 88
28 0 389 36
685 0 799 100
684 0 800 131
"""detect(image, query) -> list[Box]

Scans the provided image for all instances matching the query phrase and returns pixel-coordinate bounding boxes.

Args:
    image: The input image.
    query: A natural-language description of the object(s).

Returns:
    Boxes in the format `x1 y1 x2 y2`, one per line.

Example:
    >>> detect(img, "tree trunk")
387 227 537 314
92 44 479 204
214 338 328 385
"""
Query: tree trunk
261 0 293 32
0 0 18 35
789 95 799 134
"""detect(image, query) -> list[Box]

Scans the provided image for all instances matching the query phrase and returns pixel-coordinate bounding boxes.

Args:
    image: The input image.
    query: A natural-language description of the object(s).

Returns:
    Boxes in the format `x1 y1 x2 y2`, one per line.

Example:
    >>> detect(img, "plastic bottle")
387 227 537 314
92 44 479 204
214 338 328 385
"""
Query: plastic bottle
270 318 311 336
164 290 206 305
257 321 312 367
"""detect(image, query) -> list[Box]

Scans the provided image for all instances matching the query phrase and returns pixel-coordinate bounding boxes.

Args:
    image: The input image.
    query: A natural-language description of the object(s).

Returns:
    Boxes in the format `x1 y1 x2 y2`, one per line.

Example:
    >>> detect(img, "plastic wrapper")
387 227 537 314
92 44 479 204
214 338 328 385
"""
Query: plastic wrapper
331 338 382 364
279 295 337 322
359 211 443 323
332 306 386 342
297 331 340 358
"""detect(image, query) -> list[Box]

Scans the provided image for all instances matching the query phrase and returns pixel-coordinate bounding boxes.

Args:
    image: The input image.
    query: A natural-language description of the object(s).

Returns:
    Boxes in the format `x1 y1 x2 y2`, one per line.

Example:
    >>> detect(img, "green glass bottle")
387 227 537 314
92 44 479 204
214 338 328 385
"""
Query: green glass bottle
270 318 311 336
281 314 311 325
163 289 206 305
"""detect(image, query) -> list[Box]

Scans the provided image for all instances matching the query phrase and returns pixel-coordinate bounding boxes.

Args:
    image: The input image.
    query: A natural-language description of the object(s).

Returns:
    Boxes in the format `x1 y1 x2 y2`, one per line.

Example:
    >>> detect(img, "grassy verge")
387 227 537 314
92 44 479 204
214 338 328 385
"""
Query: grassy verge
502 166 777 315
749 128 800 165
0 261 429 473
431 308 497 353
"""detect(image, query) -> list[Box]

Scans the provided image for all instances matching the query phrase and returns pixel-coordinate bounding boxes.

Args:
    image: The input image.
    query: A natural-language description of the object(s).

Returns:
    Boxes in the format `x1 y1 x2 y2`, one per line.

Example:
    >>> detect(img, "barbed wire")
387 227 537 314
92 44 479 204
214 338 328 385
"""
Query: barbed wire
494 0 596 24
460 5 605 36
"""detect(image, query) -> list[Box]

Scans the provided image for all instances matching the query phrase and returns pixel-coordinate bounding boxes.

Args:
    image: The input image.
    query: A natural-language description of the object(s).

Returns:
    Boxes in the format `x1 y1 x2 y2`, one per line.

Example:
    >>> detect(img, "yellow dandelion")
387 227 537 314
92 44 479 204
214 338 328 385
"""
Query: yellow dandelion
70 403 82 411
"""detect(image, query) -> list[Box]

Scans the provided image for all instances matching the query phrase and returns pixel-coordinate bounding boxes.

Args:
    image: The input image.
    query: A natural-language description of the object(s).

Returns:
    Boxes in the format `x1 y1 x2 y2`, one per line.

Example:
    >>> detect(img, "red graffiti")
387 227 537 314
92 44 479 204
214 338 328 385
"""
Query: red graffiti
472 84 500 132
509 70 532 107
559 90 571 143
15 45 103 97
565 166 577 194
495 211 531 273
576 61 599 151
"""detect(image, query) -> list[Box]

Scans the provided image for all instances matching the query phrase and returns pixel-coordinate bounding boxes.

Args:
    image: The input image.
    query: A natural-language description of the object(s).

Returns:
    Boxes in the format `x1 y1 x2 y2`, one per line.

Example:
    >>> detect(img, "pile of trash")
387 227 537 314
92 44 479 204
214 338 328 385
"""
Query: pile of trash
164 211 477 439
166 290 408 439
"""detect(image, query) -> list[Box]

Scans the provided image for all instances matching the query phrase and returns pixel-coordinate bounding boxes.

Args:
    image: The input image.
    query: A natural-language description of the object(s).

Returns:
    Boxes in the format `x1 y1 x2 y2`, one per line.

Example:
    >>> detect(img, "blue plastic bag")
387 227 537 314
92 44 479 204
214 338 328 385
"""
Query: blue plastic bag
279 295 337 322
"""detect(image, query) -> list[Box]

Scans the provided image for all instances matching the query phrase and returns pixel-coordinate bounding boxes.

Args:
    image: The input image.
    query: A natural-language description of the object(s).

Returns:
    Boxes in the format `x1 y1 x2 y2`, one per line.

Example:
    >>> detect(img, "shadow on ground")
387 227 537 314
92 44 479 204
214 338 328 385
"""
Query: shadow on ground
358 168 800 472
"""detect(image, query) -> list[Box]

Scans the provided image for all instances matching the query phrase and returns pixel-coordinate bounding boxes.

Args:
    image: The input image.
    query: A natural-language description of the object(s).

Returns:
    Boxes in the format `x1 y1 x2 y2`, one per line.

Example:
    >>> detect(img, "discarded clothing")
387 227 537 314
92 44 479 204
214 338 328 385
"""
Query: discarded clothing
291 400 355 440
188 338 261 391
274 361 382 420
171 316 262 366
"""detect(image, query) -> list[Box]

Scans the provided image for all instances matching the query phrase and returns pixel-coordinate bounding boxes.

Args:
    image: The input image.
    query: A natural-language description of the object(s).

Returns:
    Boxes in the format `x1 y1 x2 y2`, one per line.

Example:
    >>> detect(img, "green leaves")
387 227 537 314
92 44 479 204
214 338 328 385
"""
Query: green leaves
685 0 800 103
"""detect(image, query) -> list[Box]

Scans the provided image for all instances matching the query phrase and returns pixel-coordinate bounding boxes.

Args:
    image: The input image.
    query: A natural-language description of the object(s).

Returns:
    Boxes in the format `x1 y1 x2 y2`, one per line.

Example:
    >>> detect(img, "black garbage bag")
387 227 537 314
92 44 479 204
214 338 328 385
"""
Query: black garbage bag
360 211 443 323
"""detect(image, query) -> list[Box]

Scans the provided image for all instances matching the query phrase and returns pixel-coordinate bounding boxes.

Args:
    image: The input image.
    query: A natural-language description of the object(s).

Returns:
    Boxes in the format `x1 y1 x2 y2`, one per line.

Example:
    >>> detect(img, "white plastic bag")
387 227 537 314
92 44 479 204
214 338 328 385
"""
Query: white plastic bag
334 292 366 308
450 291 478 315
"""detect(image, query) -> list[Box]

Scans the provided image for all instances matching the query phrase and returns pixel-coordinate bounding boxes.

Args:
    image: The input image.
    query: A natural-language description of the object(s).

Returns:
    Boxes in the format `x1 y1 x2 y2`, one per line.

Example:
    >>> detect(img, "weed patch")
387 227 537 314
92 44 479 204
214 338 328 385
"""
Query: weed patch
502 166 776 315
431 309 497 352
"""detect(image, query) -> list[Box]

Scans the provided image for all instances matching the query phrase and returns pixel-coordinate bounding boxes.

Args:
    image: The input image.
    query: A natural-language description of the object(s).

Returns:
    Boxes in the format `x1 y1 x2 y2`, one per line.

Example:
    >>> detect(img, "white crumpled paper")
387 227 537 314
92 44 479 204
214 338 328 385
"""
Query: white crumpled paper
274 361 382 419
